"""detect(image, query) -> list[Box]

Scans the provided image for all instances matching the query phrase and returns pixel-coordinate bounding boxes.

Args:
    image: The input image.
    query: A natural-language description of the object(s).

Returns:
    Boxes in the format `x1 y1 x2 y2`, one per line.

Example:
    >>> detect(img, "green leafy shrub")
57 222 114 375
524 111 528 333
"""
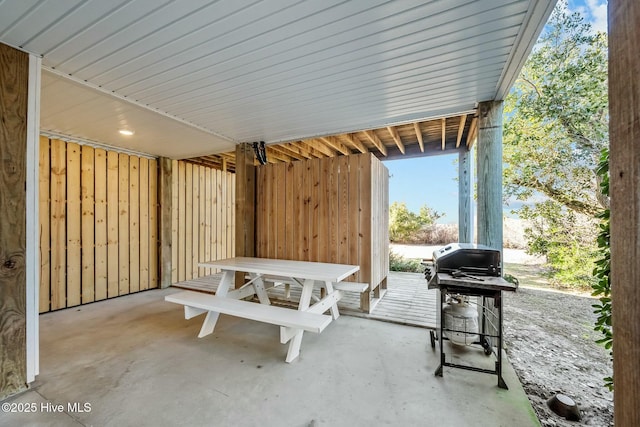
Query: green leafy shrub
389 251 424 273
520 200 598 289
592 148 612 390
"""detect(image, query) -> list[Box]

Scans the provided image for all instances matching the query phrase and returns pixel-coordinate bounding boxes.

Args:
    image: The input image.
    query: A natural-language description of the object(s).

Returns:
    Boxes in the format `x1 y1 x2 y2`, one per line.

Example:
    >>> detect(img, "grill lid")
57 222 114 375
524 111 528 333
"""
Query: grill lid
427 243 501 280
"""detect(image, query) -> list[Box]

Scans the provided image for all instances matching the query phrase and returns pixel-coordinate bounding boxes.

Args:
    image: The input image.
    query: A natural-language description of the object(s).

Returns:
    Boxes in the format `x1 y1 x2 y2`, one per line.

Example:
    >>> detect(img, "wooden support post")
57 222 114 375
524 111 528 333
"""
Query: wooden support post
159 157 173 288
609 1 640 424
458 148 474 243
0 42 28 399
476 101 503 254
234 143 256 288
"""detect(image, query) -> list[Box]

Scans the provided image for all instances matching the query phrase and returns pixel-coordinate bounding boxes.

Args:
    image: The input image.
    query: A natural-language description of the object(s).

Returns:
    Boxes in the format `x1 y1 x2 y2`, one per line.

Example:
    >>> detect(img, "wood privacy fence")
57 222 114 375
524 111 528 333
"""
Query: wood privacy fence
255 153 389 309
39 137 159 312
170 160 235 283
39 138 235 313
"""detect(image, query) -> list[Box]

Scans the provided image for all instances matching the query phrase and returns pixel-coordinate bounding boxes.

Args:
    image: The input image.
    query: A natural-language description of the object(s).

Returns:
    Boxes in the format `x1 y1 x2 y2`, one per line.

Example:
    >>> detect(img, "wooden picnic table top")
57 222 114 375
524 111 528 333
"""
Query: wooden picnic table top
199 257 360 283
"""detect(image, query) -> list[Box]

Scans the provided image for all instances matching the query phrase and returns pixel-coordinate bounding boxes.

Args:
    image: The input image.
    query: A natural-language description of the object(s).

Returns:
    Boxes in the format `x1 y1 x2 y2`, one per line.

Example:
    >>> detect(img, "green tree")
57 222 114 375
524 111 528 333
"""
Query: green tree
503 1 608 289
504 0 612 387
389 202 441 242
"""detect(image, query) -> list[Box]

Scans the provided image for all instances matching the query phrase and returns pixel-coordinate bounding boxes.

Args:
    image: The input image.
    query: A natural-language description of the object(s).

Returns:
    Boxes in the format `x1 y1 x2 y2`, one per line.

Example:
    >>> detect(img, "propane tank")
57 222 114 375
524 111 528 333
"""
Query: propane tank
443 295 479 345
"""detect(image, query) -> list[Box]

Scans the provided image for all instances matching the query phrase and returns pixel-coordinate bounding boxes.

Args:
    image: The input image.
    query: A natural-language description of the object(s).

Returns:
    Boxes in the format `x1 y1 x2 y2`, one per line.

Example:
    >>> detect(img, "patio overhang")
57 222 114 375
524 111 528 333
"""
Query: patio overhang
0 0 556 160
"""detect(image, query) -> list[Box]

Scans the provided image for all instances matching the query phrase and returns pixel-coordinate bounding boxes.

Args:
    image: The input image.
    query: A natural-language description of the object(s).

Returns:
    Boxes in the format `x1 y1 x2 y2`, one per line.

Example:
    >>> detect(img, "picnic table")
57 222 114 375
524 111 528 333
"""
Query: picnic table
165 257 361 363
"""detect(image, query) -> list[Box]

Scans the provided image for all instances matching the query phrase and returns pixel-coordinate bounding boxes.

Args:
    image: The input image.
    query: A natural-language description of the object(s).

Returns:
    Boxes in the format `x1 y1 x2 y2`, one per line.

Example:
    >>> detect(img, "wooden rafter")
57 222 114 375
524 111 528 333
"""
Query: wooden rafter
466 116 478 149
306 139 335 157
293 141 325 158
268 144 307 161
282 142 313 159
319 136 351 156
413 122 424 152
364 130 387 156
343 133 367 153
186 112 480 168
265 147 291 163
456 114 467 148
387 126 405 154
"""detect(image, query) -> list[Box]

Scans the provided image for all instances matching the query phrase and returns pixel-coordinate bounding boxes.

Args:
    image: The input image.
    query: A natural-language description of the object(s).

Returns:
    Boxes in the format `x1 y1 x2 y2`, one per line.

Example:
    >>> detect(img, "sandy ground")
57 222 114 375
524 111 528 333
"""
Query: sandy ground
391 244 614 426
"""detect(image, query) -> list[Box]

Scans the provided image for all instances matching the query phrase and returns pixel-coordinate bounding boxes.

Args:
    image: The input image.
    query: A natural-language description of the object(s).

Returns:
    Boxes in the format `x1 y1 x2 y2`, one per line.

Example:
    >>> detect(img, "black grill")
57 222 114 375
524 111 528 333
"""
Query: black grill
425 243 501 284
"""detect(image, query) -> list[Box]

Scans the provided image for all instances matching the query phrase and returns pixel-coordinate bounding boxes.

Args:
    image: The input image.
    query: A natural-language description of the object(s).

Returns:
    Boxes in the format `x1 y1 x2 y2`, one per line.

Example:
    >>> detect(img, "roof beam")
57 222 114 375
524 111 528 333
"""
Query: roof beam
413 122 424 152
441 118 446 150
293 141 325 158
456 114 468 148
265 147 293 163
344 133 367 153
387 126 405 154
306 139 336 157
268 144 307 161
466 117 478 149
319 136 351 155
364 130 387 156
281 142 313 159
288 141 317 158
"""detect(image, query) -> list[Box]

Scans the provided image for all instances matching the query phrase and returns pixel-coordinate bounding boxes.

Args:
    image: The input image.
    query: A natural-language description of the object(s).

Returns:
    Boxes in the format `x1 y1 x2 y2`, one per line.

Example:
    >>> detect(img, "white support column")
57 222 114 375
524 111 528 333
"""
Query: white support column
26 54 41 383
476 101 503 255
458 147 474 243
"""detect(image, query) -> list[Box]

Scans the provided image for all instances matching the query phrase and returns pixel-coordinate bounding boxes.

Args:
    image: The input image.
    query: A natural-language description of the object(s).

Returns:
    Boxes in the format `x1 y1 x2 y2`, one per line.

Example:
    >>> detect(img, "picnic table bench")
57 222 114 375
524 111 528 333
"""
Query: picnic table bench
165 257 360 363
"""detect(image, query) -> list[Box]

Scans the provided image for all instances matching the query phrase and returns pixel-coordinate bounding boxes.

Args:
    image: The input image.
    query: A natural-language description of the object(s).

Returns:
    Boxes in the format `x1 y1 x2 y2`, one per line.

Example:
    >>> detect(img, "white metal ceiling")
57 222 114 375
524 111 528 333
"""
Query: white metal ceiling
0 0 555 158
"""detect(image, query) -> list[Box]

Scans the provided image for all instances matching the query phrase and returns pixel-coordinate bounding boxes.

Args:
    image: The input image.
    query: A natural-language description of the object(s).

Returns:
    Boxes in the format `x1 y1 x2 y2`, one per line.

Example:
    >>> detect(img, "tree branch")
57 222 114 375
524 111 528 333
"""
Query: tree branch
511 176 600 216
519 77 542 97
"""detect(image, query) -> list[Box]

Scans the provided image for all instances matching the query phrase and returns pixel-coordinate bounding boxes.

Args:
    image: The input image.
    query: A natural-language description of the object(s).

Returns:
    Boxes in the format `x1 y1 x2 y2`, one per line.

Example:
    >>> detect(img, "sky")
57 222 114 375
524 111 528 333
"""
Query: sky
384 0 607 224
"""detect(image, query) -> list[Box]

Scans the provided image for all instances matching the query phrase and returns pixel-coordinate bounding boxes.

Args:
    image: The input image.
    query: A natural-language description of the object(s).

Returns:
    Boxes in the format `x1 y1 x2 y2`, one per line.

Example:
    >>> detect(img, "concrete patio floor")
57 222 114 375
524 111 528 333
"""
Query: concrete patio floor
1 288 539 427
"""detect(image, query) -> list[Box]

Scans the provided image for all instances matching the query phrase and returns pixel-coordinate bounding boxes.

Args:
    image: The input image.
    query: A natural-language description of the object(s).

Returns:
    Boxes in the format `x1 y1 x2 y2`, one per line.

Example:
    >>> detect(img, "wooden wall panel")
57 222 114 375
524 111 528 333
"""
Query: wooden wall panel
177 161 186 281
50 138 67 310
129 156 140 293
106 151 119 298
38 139 160 312
198 166 205 276
171 159 179 282
204 167 212 275
0 42 28 399
94 149 108 301
185 163 193 281
255 153 389 309
81 145 95 304
39 137 50 313
168 160 236 284
148 159 158 289
118 154 130 295
66 143 82 307
39 145 235 306
139 158 150 291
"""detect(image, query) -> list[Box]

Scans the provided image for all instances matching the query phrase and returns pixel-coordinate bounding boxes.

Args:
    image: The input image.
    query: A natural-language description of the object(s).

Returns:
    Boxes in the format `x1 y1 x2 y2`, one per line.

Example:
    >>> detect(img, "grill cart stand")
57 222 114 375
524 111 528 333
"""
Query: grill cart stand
429 273 516 389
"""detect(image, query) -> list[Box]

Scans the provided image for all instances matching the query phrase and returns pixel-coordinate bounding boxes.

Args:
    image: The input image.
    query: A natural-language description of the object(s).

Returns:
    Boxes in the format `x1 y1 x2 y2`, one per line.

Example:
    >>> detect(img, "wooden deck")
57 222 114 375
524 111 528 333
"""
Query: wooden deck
172 271 436 328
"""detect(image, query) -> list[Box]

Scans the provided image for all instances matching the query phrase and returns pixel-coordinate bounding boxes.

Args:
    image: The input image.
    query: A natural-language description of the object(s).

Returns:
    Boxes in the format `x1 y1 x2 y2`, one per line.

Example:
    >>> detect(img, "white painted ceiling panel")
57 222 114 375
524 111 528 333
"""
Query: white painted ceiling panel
0 0 556 158
39 70 236 158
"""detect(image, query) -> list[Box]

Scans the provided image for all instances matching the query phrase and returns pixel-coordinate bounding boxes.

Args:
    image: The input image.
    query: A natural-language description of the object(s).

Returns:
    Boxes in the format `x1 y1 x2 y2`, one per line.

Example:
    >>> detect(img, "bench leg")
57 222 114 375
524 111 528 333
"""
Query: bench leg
198 270 233 338
284 279 316 362
198 311 220 338
324 281 340 320
285 332 303 363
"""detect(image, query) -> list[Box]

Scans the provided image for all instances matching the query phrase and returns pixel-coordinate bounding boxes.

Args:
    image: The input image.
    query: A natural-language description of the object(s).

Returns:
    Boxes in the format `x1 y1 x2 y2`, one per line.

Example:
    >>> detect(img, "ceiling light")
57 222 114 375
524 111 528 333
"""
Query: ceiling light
119 129 134 136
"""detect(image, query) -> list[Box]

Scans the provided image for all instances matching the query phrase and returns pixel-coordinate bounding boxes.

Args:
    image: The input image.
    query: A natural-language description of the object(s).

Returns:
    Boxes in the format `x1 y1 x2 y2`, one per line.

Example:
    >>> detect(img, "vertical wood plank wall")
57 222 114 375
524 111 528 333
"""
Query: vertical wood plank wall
255 153 389 292
39 140 235 311
39 137 159 312
0 41 28 400
170 160 235 283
